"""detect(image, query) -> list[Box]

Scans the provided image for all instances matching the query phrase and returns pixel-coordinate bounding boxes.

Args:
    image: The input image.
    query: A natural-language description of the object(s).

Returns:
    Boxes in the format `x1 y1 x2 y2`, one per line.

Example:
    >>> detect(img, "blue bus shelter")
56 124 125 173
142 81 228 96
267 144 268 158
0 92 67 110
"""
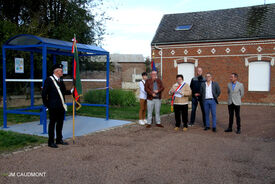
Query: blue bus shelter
2 34 110 134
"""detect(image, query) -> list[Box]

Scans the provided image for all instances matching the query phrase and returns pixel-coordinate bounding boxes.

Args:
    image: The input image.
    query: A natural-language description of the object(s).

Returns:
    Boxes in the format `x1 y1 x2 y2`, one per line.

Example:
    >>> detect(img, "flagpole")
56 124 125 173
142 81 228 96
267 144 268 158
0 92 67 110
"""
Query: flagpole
72 34 76 144
72 98 75 144
71 33 82 144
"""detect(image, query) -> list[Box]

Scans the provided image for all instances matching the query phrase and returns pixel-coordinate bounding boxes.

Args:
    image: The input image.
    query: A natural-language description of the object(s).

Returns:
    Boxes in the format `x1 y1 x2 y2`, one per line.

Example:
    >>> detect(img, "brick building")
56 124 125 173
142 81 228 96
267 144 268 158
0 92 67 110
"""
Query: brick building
151 4 275 104
110 54 146 86
78 54 145 96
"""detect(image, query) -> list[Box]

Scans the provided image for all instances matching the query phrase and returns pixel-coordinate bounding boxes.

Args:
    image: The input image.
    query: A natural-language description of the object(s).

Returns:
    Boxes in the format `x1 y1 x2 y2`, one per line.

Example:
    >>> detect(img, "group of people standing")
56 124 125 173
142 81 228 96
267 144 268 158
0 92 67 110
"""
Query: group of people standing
139 71 165 128
139 68 244 134
43 63 244 149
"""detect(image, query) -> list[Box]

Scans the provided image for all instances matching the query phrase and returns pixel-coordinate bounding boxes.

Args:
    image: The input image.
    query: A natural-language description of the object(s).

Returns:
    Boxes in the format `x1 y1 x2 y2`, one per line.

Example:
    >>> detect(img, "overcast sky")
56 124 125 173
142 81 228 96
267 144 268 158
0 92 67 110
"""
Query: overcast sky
101 0 275 58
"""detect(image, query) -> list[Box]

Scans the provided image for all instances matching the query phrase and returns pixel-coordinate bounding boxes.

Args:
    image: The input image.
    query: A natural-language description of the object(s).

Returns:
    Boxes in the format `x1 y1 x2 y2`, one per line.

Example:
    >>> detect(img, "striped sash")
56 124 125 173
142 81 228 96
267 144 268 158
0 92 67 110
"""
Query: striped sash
50 76 67 111
171 82 185 112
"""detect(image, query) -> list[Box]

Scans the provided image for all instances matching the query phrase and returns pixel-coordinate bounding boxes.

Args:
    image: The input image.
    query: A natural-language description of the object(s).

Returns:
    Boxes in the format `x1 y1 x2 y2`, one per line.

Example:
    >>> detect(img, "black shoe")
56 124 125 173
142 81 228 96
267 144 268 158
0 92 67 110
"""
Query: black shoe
204 127 210 131
48 143 58 148
56 140 69 145
236 130 241 134
212 128 216 132
224 128 232 132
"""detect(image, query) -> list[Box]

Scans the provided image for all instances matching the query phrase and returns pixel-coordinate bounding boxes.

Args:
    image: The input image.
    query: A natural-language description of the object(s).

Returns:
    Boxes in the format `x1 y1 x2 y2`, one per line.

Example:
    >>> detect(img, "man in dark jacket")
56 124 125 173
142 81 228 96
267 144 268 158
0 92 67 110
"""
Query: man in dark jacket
42 64 72 148
200 72 221 132
145 70 164 128
190 67 206 127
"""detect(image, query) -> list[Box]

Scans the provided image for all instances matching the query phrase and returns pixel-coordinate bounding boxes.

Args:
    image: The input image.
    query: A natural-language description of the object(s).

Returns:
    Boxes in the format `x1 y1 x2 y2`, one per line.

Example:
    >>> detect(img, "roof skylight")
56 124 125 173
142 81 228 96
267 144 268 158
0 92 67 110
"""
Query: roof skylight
175 25 192 31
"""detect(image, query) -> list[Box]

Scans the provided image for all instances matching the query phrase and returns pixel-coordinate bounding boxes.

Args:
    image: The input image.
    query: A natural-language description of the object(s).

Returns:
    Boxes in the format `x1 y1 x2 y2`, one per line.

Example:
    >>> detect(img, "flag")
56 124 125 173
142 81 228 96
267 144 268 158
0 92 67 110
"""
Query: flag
72 35 82 110
151 60 156 71
151 51 157 71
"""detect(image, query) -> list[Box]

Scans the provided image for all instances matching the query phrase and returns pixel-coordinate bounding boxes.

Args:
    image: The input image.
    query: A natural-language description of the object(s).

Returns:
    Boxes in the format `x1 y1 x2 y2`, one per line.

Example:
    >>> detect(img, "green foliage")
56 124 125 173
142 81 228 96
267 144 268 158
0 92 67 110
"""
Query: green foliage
0 0 112 95
81 59 115 72
145 56 152 73
110 89 136 106
0 107 41 126
0 0 109 45
0 130 47 153
67 103 172 120
84 89 137 106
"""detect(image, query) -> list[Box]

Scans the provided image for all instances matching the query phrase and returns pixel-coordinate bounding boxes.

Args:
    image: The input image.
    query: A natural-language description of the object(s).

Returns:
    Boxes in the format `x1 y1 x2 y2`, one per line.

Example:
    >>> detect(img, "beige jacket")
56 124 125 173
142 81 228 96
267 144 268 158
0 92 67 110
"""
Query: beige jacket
169 83 192 105
227 81 244 105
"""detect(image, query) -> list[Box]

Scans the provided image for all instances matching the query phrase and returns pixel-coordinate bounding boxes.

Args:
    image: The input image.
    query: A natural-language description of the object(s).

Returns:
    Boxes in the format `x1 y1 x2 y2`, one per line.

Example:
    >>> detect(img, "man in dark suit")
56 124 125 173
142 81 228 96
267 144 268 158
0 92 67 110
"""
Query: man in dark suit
190 67 206 127
42 64 73 148
200 73 221 132
225 73 244 134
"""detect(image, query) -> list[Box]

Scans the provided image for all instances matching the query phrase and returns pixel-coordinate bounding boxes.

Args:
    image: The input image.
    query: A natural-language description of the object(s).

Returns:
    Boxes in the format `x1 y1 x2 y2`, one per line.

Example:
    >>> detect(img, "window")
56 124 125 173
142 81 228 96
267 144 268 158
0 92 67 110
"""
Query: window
248 61 270 91
175 25 192 31
177 63 194 85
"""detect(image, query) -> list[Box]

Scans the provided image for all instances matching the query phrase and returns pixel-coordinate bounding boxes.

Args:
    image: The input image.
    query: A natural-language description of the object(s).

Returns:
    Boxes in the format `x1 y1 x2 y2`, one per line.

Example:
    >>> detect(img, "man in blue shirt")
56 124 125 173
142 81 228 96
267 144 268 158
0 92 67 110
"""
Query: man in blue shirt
200 73 221 132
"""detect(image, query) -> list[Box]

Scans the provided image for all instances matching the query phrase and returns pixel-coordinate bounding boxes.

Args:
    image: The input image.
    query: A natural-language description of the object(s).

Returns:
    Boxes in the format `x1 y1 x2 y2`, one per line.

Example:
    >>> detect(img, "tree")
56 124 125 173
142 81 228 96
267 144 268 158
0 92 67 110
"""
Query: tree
145 56 151 73
0 0 109 44
0 0 111 94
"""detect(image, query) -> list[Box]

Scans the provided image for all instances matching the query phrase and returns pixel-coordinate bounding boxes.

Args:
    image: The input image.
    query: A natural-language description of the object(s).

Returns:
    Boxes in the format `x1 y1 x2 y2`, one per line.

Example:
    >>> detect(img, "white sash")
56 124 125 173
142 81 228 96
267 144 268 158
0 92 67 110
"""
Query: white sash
50 76 67 111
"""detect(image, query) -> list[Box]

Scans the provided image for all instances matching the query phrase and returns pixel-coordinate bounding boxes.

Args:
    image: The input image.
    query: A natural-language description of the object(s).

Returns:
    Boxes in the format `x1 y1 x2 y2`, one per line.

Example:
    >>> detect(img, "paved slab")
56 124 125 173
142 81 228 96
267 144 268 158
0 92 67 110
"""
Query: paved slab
0 116 133 138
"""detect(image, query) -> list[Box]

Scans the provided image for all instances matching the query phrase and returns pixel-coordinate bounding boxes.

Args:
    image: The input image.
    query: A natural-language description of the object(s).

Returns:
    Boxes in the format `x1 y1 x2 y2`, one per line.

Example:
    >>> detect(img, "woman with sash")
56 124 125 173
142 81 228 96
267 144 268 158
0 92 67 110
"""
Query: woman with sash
169 74 192 131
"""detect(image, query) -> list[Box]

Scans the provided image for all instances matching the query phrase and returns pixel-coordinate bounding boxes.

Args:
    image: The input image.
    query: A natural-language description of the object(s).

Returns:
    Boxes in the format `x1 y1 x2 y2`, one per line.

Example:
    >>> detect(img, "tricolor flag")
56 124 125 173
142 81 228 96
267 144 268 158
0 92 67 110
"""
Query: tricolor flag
151 52 157 71
151 60 156 71
72 35 82 110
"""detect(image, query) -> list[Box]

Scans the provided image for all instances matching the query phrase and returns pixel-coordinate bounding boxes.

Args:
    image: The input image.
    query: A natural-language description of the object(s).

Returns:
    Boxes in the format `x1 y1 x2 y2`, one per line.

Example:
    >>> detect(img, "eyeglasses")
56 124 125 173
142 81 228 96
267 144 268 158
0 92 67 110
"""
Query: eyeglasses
206 75 211 78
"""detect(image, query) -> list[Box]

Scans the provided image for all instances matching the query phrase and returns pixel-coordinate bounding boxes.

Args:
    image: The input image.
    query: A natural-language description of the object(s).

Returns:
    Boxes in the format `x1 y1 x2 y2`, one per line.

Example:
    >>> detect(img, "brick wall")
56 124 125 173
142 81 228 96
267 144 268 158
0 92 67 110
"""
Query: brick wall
121 63 146 82
64 62 145 94
64 70 122 94
152 39 275 103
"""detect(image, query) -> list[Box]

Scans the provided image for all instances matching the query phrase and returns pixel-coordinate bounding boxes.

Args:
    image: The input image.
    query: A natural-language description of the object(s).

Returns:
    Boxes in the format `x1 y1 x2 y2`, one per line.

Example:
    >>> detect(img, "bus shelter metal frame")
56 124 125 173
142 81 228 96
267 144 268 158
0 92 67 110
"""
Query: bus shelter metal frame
2 34 110 134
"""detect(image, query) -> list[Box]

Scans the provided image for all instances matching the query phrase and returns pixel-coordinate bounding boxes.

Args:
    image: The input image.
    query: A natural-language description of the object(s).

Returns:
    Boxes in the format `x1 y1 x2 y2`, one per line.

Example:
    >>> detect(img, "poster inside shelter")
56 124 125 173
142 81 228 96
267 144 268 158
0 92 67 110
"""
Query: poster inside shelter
61 61 68 74
15 58 24 73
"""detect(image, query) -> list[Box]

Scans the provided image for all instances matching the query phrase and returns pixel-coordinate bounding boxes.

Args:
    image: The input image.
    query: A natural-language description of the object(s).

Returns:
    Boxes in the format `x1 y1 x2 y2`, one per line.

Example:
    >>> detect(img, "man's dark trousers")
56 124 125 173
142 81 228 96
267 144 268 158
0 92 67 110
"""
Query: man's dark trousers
48 108 65 144
190 96 206 126
228 104 241 130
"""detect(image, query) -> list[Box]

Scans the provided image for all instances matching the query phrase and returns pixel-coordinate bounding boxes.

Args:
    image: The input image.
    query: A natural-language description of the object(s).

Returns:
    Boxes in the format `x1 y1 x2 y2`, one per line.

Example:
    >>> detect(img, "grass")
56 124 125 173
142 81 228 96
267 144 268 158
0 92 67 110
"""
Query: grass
67 103 172 120
84 89 137 106
0 130 47 154
0 107 40 126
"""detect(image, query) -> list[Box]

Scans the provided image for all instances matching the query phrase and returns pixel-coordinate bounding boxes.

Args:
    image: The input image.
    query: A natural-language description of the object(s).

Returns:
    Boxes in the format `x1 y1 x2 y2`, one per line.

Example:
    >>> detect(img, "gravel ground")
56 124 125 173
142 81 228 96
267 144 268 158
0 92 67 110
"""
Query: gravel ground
0 104 274 184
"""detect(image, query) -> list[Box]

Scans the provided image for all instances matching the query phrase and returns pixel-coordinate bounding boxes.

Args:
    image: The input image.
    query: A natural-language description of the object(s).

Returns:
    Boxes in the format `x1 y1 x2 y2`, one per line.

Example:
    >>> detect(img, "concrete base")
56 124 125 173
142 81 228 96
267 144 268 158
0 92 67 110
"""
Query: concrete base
0 116 133 139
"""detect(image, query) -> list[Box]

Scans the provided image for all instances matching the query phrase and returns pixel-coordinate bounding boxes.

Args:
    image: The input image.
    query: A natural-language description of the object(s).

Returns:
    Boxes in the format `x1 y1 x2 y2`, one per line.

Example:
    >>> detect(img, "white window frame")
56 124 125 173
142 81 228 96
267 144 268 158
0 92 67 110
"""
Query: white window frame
248 61 270 92
177 62 195 85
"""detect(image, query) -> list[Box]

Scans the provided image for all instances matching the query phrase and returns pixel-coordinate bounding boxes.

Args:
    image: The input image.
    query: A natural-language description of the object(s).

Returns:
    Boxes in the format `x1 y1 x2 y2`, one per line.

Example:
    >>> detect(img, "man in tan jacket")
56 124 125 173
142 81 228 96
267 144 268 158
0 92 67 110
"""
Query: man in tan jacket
169 74 192 131
225 73 244 134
